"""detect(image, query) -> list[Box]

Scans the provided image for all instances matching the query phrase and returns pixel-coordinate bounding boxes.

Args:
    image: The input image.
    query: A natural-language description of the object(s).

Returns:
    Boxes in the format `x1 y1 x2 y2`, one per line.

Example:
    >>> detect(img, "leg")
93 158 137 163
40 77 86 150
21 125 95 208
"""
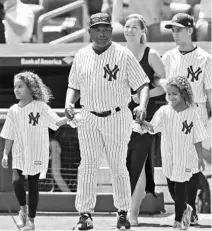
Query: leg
104 108 132 212
27 173 40 219
12 169 27 228
76 118 104 213
167 178 187 222
129 159 146 224
12 169 26 207
186 172 200 214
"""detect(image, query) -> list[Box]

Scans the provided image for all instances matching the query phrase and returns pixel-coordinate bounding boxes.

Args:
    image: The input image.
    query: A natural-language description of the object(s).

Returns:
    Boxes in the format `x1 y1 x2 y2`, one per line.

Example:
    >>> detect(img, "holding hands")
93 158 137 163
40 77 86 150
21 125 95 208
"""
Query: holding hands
133 105 147 124
1 154 8 168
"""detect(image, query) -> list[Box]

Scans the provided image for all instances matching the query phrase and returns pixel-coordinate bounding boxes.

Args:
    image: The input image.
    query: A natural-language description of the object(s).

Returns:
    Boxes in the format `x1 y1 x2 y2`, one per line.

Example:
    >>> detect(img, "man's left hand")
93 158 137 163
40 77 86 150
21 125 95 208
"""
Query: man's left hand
133 105 147 123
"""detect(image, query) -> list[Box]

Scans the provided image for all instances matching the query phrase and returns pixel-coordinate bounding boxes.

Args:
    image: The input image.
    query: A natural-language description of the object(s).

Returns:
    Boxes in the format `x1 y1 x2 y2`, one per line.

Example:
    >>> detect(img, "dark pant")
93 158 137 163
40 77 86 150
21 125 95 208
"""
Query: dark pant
186 172 200 215
12 169 40 218
167 178 187 222
127 131 155 195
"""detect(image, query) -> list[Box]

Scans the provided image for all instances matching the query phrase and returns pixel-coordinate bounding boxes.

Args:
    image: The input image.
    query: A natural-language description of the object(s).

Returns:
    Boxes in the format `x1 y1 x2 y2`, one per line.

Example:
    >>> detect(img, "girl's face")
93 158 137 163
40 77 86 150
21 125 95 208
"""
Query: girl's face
124 18 145 44
166 85 184 107
14 78 32 100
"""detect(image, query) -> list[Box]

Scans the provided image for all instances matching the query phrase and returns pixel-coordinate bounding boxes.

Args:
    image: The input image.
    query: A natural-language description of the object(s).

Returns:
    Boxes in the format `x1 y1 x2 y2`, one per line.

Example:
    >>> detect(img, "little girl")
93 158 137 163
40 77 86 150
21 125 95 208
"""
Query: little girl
141 76 208 230
1 71 68 230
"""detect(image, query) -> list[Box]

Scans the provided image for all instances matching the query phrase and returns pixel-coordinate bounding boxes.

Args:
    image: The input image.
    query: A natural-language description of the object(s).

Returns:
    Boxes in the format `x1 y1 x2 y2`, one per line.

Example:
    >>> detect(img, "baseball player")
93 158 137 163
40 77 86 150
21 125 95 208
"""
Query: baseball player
65 12 150 230
1 71 68 230
155 13 211 225
142 76 208 230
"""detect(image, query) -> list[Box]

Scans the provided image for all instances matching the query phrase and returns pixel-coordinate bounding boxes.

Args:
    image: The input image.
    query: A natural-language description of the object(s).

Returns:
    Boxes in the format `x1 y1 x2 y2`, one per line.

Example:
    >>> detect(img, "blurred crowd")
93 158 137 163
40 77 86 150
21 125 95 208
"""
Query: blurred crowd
0 0 211 44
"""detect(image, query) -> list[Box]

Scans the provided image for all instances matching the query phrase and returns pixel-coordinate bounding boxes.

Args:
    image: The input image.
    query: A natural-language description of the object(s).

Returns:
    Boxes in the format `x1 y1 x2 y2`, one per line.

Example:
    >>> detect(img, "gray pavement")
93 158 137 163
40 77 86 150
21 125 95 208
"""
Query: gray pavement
0 212 211 231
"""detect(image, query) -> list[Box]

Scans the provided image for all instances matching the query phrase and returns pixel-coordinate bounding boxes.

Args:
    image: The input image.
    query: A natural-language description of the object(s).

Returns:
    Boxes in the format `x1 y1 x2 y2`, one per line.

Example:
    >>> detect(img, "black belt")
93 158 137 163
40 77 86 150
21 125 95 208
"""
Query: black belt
91 107 121 117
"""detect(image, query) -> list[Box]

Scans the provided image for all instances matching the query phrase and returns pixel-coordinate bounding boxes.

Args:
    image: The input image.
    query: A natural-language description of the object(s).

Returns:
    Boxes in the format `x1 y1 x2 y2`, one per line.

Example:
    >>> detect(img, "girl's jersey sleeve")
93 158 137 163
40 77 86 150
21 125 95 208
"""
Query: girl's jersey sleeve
0 108 14 140
43 103 60 131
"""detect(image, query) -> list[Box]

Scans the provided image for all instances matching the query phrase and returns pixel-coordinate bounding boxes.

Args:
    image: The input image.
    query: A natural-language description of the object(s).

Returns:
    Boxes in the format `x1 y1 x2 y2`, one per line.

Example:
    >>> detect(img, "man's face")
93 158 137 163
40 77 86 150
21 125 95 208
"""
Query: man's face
89 24 113 49
171 25 192 46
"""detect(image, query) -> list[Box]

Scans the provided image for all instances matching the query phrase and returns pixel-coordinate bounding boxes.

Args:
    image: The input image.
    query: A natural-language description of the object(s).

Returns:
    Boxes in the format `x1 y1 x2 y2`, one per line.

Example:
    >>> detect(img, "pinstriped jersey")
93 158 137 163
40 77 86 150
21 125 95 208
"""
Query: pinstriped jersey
68 42 150 111
0 101 60 179
150 105 208 182
162 47 212 103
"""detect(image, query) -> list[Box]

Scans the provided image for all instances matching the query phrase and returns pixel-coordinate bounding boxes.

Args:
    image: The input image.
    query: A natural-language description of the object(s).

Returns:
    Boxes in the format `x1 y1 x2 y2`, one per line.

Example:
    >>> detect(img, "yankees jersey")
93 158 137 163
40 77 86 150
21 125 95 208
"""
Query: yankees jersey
0 100 60 179
162 46 212 104
68 42 149 112
150 105 208 182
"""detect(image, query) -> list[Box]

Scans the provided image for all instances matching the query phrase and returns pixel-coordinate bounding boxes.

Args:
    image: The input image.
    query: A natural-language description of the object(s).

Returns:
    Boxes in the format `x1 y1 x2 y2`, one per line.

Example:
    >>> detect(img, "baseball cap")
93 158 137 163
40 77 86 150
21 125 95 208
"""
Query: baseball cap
89 12 111 28
165 13 194 29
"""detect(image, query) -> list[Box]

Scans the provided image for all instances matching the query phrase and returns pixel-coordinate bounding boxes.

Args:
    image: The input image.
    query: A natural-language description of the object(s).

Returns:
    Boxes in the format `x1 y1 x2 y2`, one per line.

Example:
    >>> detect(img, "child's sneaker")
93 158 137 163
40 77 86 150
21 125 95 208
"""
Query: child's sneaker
173 220 187 230
73 213 94 230
22 221 35 231
190 212 198 226
117 211 131 230
182 204 193 229
17 210 27 228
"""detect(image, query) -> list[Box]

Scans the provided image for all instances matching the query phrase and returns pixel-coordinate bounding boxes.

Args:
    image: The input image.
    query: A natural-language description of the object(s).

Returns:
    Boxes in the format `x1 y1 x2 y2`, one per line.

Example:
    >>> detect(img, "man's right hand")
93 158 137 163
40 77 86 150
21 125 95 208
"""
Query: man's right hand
1 154 8 168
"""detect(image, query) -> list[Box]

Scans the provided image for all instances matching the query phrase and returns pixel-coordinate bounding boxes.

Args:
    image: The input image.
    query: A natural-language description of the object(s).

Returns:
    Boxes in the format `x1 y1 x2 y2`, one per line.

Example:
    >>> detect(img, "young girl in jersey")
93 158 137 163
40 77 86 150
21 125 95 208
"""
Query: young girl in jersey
1 71 68 230
141 76 208 230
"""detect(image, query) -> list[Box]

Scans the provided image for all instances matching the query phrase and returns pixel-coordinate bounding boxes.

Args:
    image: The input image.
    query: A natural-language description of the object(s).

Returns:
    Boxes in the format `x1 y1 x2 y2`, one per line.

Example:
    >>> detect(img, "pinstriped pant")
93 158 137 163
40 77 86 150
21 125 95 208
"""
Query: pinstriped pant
75 107 132 213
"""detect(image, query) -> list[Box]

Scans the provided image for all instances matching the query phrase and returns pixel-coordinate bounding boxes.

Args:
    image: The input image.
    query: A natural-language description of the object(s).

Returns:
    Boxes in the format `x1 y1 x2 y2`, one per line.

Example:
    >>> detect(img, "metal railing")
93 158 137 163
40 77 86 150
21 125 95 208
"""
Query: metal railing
36 0 89 43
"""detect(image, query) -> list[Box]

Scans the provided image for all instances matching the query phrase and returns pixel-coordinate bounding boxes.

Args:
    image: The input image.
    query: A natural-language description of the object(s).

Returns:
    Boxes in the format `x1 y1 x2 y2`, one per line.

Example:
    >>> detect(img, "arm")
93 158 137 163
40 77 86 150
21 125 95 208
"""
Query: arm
142 120 154 133
1 139 13 168
56 117 69 127
65 88 80 108
194 142 205 172
65 88 80 119
134 83 149 122
149 49 166 98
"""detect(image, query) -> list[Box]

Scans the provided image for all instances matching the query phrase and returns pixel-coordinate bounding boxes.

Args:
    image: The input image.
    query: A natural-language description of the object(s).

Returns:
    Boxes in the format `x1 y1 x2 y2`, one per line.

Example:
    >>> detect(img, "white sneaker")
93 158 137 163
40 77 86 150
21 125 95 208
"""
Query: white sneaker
173 220 187 230
182 204 193 229
17 210 27 228
22 221 35 231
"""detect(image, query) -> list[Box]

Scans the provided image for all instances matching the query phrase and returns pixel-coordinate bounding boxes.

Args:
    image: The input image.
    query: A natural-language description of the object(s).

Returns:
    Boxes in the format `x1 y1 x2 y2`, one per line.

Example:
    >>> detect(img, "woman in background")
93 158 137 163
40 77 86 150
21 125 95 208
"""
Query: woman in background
124 13 165 225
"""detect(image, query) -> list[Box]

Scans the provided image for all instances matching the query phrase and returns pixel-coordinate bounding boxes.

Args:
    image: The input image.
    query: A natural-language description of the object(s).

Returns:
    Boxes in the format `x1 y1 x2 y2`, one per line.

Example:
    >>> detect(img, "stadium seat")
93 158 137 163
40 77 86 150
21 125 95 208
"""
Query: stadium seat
196 20 212 41
186 0 201 7
21 0 39 4
170 2 192 16
38 0 83 43
27 4 44 42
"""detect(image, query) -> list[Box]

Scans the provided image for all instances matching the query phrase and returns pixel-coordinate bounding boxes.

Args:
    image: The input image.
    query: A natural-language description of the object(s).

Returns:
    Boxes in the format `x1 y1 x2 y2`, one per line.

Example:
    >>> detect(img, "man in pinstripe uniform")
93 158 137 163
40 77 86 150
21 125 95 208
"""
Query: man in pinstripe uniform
65 12 150 230
157 13 211 225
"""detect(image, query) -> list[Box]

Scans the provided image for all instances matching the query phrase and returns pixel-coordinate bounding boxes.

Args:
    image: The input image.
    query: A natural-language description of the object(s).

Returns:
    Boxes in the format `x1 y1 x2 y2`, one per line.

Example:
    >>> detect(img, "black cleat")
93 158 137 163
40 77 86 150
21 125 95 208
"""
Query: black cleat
73 213 94 230
116 211 131 230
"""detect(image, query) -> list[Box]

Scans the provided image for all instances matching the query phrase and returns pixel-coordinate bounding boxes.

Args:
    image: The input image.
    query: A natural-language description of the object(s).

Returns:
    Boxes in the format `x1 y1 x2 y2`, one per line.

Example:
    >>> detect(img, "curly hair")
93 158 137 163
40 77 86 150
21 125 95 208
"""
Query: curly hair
166 76 194 107
14 71 53 103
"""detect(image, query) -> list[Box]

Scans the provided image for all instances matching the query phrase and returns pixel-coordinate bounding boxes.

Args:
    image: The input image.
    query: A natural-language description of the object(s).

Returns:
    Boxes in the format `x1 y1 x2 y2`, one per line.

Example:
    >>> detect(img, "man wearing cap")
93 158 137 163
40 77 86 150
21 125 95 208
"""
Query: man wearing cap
65 12 150 230
156 13 211 227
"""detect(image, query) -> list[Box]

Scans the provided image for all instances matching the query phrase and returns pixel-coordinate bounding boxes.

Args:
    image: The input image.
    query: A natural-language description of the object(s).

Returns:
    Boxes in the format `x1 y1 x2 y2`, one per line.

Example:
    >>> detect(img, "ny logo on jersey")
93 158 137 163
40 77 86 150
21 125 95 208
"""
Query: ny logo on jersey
182 120 193 134
103 64 119 81
187 66 202 82
29 112 40 126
